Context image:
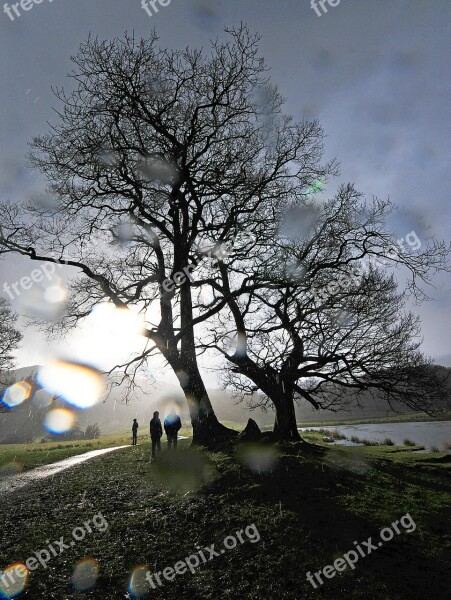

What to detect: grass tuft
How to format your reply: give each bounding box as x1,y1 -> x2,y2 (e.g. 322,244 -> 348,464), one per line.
361,438 -> 379,446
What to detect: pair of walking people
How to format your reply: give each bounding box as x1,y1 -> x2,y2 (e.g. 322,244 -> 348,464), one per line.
149,409 -> 182,458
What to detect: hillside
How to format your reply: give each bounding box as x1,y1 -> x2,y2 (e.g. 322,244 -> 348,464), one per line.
0,364 -> 449,443
0,366 -> 271,443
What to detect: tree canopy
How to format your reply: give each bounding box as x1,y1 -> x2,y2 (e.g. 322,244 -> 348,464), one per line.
0,27 -> 448,443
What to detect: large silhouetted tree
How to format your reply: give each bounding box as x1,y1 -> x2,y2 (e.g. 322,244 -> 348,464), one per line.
0,27 -> 333,444
200,186 -> 450,441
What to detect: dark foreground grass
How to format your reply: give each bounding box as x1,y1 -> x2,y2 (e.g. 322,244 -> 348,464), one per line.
0,436 -> 450,600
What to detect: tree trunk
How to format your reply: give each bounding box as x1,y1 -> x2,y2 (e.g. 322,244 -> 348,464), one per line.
177,362 -> 237,446
228,355 -> 302,443
176,274 -> 237,446
273,394 -> 301,442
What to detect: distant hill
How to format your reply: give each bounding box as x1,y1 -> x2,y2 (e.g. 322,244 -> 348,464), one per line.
0,365 -> 271,443
295,364 -> 451,422
0,364 -> 449,443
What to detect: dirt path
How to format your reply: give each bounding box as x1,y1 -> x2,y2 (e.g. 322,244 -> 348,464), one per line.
0,445 -> 130,495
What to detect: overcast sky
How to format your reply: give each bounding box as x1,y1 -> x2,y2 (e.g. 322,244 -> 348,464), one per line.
0,0 -> 450,384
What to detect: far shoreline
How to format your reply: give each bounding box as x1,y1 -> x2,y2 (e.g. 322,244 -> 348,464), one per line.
296,411 -> 451,427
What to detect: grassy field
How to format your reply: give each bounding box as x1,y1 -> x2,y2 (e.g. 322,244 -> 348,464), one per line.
0,431 -> 449,599
0,435 -> 130,472
0,423 -> 197,472
1,414 -> 449,473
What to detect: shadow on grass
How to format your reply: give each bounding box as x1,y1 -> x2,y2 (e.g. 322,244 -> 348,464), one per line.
206,444 -> 450,600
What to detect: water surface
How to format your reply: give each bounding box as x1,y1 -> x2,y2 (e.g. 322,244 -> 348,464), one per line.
300,421 -> 451,450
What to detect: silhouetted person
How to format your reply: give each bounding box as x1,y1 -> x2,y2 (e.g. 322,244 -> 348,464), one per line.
132,419 -> 139,446
150,411 -> 163,459
164,409 -> 182,449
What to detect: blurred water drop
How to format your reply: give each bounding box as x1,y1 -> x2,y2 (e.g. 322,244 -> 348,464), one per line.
98,149 -> 121,169
32,389 -> 53,410
280,204 -> 322,241
327,448 -> 369,475
152,448 -> 215,494
16,279 -> 67,320
129,566 -> 149,599
156,396 -> 185,421
238,443 -> 279,474
78,303 -> 147,370
143,225 -> 159,246
232,231 -> 257,253
252,84 -> 278,148
0,462 -> 23,477
285,262 -> 307,283
305,176 -> 329,199
71,558 -> 99,592
0,158 -> 23,193
112,222 -> 135,247
27,190 -> 61,212
91,303 -> 146,337
146,74 -> 164,96
38,361 -> 104,409
387,208 -> 429,244
189,0 -> 224,31
193,234 -> 212,256
175,370 -> 189,388
221,333 -> 246,357
211,242 -> 230,260
337,311 -> 353,327
2,381 -> 32,408
43,284 -> 66,304
44,408 -> 76,434
0,563 -> 28,599
193,240 -> 217,263
234,333 -> 247,358
252,84 -> 273,116
139,154 -> 179,185
221,334 -> 235,354
198,288 -> 217,307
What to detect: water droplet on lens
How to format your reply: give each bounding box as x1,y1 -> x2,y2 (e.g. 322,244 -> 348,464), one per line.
1,381 -> 32,408
0,563 -> 28,598
38,361 -> 104,409
238,443 -> 279,474
44,408 -> 76,434
71,558 -> 99,592
152,448 -> 215,494
129,565 -> 149,598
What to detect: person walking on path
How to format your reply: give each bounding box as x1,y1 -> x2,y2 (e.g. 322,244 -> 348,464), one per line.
164,409 -> 182,450
132,419 -> 139,446
150,411 -> 163,459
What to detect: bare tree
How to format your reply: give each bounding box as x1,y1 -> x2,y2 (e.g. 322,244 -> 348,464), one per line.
0,298 -> 22,398
0,27 -> 333,444
201,185 -> 451,441
85,423 -> 101,439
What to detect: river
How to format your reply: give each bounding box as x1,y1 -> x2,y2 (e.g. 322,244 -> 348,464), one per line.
300,421 -> 451,450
